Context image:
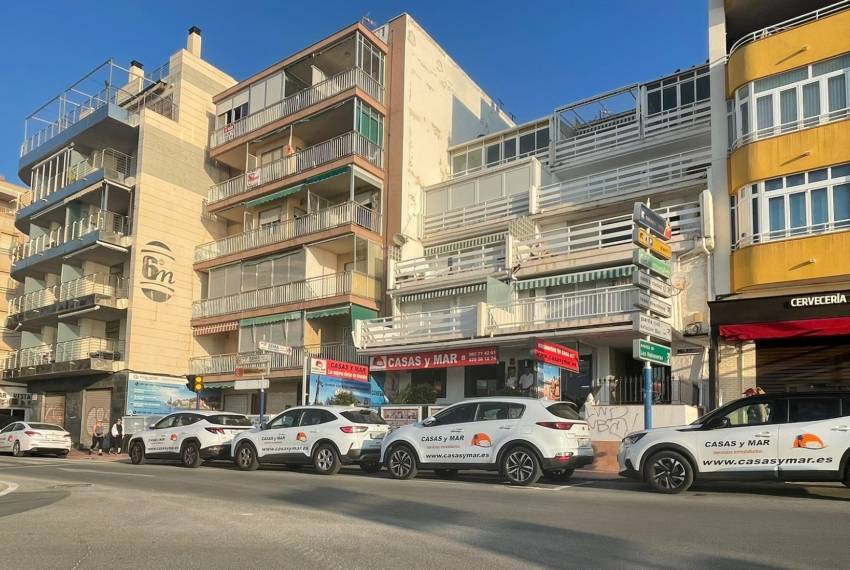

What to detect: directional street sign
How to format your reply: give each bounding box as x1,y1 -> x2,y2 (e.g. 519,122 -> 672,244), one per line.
234,378 -> 270,390
633,313 -> 673,342
633,339 -> 672,366
632,269 -> 673,298
633,249 -> 672,278
633,203 -> 672,240
633,227 -> 672,260
235,353 -> 271,377
258,341 -> 293,356
635,290 -> 673,318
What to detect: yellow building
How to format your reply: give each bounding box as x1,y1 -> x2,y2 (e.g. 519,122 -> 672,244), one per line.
709,0 -> 850,402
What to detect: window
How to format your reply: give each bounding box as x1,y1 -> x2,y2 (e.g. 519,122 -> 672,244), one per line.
206,415 -> 251,426
475,402 -> 524,421
485,143 -> 500,166
645,68 -> 710,117
355,100 -> 384,146
155,415 -> 180,429
449,125 -> 549,176
356,33 -> 385,84
268,410 -> 300,429
519,132 -> 536,156
340,410 -> 386,425
0,424 -> 16,433
412,369 -> 446,399
433,403 -> 477,426
178,414 -> 200,427
547,403 -> 581,420
261,147 -> 282,166
299,409 -> 335,426
464,364 -> 504,397
258,207 -> 280,227
239,317 -> 302,354
714,399 -> 776,427
788,398 -> 841,423
503,139 -> 516,161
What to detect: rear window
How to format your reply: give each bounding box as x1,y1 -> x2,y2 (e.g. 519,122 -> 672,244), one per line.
28,423 -> 64,431
547,403 -> 581,420
206,415 -> 251,427
341,410 -> 387,425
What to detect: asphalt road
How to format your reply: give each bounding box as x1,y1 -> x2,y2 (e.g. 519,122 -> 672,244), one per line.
0,455 -> 848,570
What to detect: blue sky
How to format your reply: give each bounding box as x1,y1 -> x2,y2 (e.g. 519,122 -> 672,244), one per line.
0,0 -> 707,183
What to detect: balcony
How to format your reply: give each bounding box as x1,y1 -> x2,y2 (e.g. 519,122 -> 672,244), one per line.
207,132 -> 383,206
210,68 -> 384,149
486,286 -> 637,336
195,202 -> 380,265
355,305 -> 478,349
188,343 -> 365,376
192,271 -> 380,321
728,1 -> 850,55
393,236 -> 506,289
3,337 -> 124,380
11,211 -> 131,280
7,274 -> 128,329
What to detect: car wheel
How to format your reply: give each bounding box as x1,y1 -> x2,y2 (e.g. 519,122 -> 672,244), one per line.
502,446 -> 542,486
234,443 -> 259,471
387,444 -> 418,480
434,468 -> 458,479
360,460 -> 381,473
644,450 -> 694,494
843,464 -> 850,489
129,441 -> 145,465
12,441 -> 24,458
313,443 -> 341,475
56,452 -> 69,459
181,442 -> 202,468
544,468 -> 575,482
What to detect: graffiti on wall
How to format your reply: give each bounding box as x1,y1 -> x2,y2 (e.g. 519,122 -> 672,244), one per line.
582,404 -> 642,442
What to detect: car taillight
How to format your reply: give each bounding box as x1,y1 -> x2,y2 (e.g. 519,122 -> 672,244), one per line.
205,427 -> 225,434
536,422 -> 575,430
24,430 -> 41,437
554,452 -> 574,462
339,426 -> 368,434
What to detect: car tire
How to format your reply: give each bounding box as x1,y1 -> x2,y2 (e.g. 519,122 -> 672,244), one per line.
359,460 -> 381,473
56,452 -> 69,459
313,443 -> 341,475
386,444 -> 418,480
502,446 -> 542,486
12,441 -> 24,458
434,468 -> 458,479
644,450 -> 694,494
181,442 -> 202,469
843,464 -> 850,489
544,468 -> 575,482
129,441 -> 145,465
234,443 -> 259,471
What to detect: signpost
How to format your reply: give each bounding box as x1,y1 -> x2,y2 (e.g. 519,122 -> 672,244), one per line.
237,352 -> 271,425
631,201 -> 673,429
258,341 -> 292,355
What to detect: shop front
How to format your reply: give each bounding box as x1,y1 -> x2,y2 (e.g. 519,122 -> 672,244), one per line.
0,381 -> 34,422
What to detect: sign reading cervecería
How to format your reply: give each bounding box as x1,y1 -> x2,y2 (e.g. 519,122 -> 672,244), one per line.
370,347 -> 498,371
533,339 -> 579,373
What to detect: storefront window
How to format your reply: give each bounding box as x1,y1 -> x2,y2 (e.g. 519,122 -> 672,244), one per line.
464,364 -> 504,398
411,369 -> 446,399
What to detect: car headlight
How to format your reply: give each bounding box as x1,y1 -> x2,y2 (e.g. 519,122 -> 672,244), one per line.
622,432 -> 647,446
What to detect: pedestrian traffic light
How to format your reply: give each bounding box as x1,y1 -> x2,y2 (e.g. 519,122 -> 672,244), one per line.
185,374 -> 204,393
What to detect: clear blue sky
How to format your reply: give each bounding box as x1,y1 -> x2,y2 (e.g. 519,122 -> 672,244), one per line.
0,0 -> 707,183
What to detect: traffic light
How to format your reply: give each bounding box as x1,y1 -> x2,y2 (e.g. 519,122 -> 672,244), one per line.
185,374 -> 204,393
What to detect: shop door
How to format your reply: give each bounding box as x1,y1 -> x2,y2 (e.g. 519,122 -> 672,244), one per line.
757,338 -> 850,393
83,389 -> 112,441
224,394 -> 250,414
42,394 -> 66,427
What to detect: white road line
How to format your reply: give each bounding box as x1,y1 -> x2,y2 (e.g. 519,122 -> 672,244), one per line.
0,480 -> 20,497
0,462 -> 68,470
56,468 -> 155,478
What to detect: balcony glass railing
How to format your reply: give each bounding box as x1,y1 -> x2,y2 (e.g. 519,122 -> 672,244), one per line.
356,306 -> 478,348
7,274 -> 127,316
210,68 -> 384,148
188,343 -> 365,375
192,271 -> 380,319
11,211 -> 130,264
394,239 -> 506,286
208,132 -> 383,204
195,202 -> 380,263
3,337 -> 124,376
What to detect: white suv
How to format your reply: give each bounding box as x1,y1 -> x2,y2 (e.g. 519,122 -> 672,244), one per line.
128,411 -> 252,468
230,406 -> 389,474
380,398 -> 594,486
619,391 -> 850,493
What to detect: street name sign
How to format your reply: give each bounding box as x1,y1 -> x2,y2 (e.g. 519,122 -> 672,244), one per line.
633,314 -> 673,342
632,269 -> 673,298
633,339 -> 672,366
234,378 -> 270,390
633,249 -> 672,278
258,341 -> 293,355
633,227 -> 672,260
635,290 -> 673,317
633,202 -> 672,240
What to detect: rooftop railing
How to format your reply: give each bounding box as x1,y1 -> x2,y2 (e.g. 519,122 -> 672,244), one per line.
188,342 -> 365,375
7,273 -> 127,316
210,67 -> 384,148
11,211 -> 130,264
208,131 -> 383,204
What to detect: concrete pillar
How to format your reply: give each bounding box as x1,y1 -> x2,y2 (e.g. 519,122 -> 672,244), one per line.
187,26 -> 202,58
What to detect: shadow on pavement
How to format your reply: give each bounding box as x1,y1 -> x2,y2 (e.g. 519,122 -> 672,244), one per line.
0,490 -> 70,518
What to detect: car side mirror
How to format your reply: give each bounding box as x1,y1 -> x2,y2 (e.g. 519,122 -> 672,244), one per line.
147,424 -> 156,430
422,416 -> 436,427
706,416 -> 730,430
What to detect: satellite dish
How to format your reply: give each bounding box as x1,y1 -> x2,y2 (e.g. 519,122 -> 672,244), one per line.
392,233 -> 409,247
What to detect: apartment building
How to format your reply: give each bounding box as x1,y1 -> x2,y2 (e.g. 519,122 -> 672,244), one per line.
3,29 -> 236,443
708,0 -> 850,402
354,63 -> 715,412
188,15 -> 513,413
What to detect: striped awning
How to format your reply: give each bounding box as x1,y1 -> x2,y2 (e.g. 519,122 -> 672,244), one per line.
516,265 -> 635,290
240,311 -> 302,327
244,166 -> 350,209
193,321 -> 239,336
397,283 -> 486,303
306,305 -> 350,320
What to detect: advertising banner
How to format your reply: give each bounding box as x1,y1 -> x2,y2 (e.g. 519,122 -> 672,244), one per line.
126,377 -> 220,415
535,362 -> 562,400
307,359 -> 385,407
369,347 -> 498,371
380,406 -> 422,429
310,358 -> 369,382
533,339 -> 579,373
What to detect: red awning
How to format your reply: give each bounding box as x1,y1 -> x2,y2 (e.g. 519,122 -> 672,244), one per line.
720,317 -> 850,341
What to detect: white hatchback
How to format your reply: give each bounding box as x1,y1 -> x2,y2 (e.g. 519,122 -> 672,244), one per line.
0,421 -> 71,457
231,406 -> 389,474
380,398 -> 594,486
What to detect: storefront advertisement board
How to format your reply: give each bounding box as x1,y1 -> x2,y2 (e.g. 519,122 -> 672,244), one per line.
126,375 -> 220,415
380,405 -> 422,429
307,358 -> 385,407
533,339 -> 579,373
369,347 -> 498,371
536,363 -> 562,400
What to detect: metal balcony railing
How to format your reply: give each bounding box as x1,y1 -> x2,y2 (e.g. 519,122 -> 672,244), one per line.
423,193 -> 529,236
514,201 -> 700,264
394,239 -> 506,286
208,131 -> 384,204
3,337 -> 124,375
733,219 -> 850,250
538,149 -> 710,211
357,305 -> 478,348
195,202 -> 380,263
11,211 -> 130,264
188,342 -> 366,375
7,273 -> 127,316
592,376 -> 700,406
192,271 -> 380,319
210,68 -> 384,148
732,107 -> 850,150
487,286 -> 637,334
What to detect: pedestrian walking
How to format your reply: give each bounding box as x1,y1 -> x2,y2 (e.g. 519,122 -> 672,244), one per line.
110,418 -> 123,454
90,420 -> 105,455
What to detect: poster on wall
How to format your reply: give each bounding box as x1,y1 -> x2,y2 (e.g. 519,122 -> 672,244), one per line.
126,374 -> 220,415
536,363 -> 562,400
380,406 -> 422,429
532,340 -> 580,401
307,358 -> 386,407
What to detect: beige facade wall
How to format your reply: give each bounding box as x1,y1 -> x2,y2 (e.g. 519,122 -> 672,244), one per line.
717,340 -> 756,406
125,49 -> 235,376
0,180 -> 25,354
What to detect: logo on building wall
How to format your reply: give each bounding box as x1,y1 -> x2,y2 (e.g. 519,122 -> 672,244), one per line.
141,241 -> 176,303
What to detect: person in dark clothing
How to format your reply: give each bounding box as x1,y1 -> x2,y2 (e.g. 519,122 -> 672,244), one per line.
109,418 -> 124,454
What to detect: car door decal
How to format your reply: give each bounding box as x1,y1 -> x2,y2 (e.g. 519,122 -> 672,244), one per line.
793,433 -> 826,449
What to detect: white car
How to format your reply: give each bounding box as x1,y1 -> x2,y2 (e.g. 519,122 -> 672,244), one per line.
128,411 -> 252,468
619,391 -> 850,494
0,421 -> 71,457
230,406 -> 389,474
380,397 -> 594,486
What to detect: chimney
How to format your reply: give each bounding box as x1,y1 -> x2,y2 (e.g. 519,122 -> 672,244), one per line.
129,60 -> 144,82
187,26 -> 202,57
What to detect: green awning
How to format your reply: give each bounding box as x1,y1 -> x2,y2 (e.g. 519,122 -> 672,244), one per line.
397,283 -> 486,303
243,166 -> 351,209
240,311 -> 302,327
351,305 -> 378,328
516,265 -> 635,290
306,305 -> 350,320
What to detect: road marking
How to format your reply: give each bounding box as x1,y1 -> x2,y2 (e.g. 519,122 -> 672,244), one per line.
0,462 -> 68,470
0,480 -> 19,497
58,466 -> 154,477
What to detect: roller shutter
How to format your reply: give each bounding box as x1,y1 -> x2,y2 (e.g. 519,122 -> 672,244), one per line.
83,389 -> 112,439
42,394 -> 66,428
756,337 -> 850,393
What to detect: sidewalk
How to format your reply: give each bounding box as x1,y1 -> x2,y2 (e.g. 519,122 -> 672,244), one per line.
68,448 -> 127,462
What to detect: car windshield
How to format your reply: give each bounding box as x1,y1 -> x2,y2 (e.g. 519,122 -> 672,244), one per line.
547,403 -> 581,420
28,423 -> 64,431
341,410 -> 386,425
206,415 -> 251,426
